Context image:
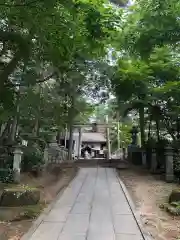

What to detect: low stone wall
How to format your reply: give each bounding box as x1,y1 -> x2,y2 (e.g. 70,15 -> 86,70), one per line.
44,145 -> 69,165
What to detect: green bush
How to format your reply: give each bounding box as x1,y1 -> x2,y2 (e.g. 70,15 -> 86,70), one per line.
0,168 -> 14,183
21,144 -> 44,173
0,150 -> 14,183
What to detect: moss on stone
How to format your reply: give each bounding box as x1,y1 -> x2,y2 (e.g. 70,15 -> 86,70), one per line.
0,186 -> 40,207
159,201 -> 180,216
169,189 -> 180,203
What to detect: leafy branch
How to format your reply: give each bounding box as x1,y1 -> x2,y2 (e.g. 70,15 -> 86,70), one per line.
0,0 -> 39,7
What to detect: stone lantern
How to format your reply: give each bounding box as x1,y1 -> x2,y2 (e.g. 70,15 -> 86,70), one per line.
13,139 -> 27,183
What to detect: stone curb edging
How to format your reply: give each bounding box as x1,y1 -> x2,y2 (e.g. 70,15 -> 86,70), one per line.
115,169 -> 153,240
21,168 -> 78,240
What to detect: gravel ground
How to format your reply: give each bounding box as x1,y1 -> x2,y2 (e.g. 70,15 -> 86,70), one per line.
118,167 -> 180,240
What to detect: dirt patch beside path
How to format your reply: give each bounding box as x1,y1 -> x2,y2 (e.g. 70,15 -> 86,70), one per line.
118,167 -> 180,240
0,166 -> 78,240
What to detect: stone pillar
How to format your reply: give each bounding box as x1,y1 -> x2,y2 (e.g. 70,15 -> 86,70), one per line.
43,147 -> 49,166
150,148 -> 157,173
125,148 -> 128,159
165,146 -> 174,183
13,148 -> 23,183
142,149 -> 146,167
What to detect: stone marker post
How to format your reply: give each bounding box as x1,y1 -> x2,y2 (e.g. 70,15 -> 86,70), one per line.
150,148 -> 157,173
165,146 -> 174,183
13,147 -> 23,183
43,147 -> 49,166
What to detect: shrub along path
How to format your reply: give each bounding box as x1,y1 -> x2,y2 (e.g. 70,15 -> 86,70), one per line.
22,167 -> 148,240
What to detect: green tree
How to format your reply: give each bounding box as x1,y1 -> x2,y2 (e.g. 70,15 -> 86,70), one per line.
118,0 -> 180,58
111,57 -> 153,146
0,0 -> 120,150
111,0 -> 180,145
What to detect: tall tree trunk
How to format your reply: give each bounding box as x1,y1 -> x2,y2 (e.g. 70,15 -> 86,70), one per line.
139,107 -> 145,147
9,91 -> 20,143
0,123 -> 6,136
0,51 -> 22,91
68,94 -> 75,161
148,115 -> 152,140
177,118 -> 180,140
77,127 -> 82,159
156,118 -> 161,170
0,31 -> 29,92
33,118 -> 39,137
116,111 -> 120,149
68,123 -> 74,161
33,85 -> 41,138
156,119 -> 160,142
0,120 -> 12,143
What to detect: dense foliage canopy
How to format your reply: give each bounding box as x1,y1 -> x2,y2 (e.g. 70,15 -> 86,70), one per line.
111,0 -> 180,146
1,0 -> 180,167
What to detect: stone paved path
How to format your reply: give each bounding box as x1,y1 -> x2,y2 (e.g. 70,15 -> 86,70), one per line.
27,168 -> 144,240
